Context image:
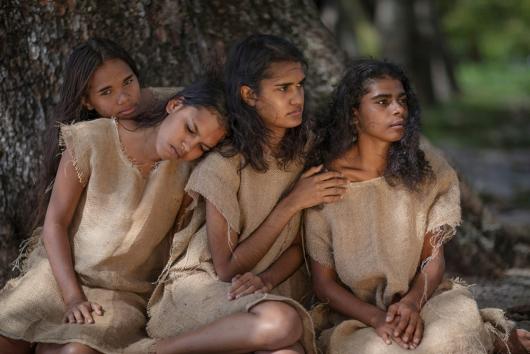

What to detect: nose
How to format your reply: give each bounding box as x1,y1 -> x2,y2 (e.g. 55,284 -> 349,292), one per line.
290,86 -> 304,106
391,99 -> 405,116
117,90 -> 129,105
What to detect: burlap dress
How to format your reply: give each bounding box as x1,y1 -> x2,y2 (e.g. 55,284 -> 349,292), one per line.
0,118 -> 191,353
305,145 -> 507,354
147,152 -> 317,354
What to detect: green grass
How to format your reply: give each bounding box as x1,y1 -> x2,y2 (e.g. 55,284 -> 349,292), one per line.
423,61 -> 530,149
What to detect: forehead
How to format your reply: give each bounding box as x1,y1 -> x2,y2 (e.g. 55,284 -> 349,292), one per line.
88,58 -> 133,88
263,61 -> 305,81
364,76 -> 405,96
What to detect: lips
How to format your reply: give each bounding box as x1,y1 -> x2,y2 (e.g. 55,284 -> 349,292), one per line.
389,120 -> 405,128
170,145 -> 181,158
118,106 -> 137,117
287,108 -> 303,117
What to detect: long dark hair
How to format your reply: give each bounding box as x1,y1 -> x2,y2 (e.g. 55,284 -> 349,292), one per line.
34,37 -> 140,228
134,76 -> 228,130
223,34 -> 310,171
308,58 -> 433,190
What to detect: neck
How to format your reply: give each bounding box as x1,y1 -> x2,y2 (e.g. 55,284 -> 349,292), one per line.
142,124 -> 162,162
266,126 -> 287,153
354,134 -> 390,176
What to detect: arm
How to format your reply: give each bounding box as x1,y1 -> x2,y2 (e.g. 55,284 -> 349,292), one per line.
207,166 -> 347,281
386,231 -> 445,347
41,150 -> 102,324
228,232 -> 304,300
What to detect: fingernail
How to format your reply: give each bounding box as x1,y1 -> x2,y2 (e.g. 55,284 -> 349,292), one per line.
404,336 -> 408,341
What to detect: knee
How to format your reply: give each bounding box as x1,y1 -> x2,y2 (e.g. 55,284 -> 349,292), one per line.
61,342 -> 100,354
251,301 -> 303,350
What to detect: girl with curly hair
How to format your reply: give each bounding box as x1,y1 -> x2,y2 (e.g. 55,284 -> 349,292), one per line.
304,58 -> 529,354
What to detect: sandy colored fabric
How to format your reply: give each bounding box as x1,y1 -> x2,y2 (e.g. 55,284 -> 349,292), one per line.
0,118 -> 191,354
147,152 -> 317,354
305,144 -> 502,354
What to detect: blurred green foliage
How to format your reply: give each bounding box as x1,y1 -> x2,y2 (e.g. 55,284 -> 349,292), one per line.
423,62 -> 530,148
439,0 -> 530,62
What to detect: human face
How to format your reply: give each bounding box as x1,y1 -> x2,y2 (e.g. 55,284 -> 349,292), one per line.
250,61 -> 305,138
354,77 -> 408,143
156,99 -> 226,161
83,58 -> 141,119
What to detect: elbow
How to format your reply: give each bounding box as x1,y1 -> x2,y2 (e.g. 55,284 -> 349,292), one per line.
214,263 -> 236,282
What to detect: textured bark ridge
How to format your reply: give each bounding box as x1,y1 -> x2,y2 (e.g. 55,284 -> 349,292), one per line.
0,1 -> 514,278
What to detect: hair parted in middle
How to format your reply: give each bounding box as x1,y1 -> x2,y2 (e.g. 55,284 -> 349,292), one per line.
222,33 -> 311,172
307,58 -> 433,190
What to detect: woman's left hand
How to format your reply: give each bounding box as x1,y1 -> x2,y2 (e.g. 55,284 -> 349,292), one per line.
228,272 -> 271,300
386,299 -> 424,348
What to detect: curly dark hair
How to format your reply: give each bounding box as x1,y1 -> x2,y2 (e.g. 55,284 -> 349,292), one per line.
222,34 -> 310,172
307,58 -> 433,190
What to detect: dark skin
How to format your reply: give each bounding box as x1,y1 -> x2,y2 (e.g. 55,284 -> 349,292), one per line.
312,77 -> 442,350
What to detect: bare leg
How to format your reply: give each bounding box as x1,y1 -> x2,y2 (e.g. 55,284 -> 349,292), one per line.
155,301 -> 303,354
36,342 -> 101,354
255,341 -> 305,354
0,336 -> 32,354
516,329 -> 530,352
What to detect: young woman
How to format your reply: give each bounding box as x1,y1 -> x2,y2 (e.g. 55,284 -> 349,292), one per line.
146,34 -> 347,354
34,37 -> 178,230
0,79 -> 227,354
304,58 -> 530,354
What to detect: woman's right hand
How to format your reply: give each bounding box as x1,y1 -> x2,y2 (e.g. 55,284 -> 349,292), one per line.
372,311 -> 412,350
64,298 -> 104,324
287,165 -> 348,210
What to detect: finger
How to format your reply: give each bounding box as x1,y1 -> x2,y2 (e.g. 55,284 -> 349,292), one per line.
321,186 -> 348,197
412,319 -> 424,346
301,165 -> 323,178
319,178 -> 349,189
80,304 -> 95,324
235,284 -> 257,299
322,195 -> 346,204
386,305 -> 398,322
402,316 -> 417,343
231,274 -> 241,283
394,312 -> 410,338
66,312 -> 76,324
316,171 -> 344,182
91,302 -> 104,316
381,331 -> 392,345
73,308 -> 84,324
392,335 -> 410,350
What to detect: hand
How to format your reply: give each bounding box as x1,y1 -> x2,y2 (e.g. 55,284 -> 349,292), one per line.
64,298 -> 104,324
228,272 -> 271,300
288,165 -> 347,210
386,299 -> 424,348
372,312 -> 412,350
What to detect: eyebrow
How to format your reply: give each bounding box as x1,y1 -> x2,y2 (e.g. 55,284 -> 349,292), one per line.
273,77 -> 306,87
370,92 -> 406,100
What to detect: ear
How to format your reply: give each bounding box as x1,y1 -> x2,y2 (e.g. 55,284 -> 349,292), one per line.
81,96 -> 94,111
352,108 -> 360,126
166,97 -> 184,114
240,85 -> 257,107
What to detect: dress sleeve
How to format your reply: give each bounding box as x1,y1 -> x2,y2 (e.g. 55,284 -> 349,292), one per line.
304,207 -> 335,269
185,152 -> 241,234
59,123 -> 92,186
425,150 -> 461,245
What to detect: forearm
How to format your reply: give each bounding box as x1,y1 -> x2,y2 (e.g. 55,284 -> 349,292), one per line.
259,243 -> 303,290
42,223 -> 85,305
402,252 -> 445,309
217,196 -> 300,279
317,278 -> 385,328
